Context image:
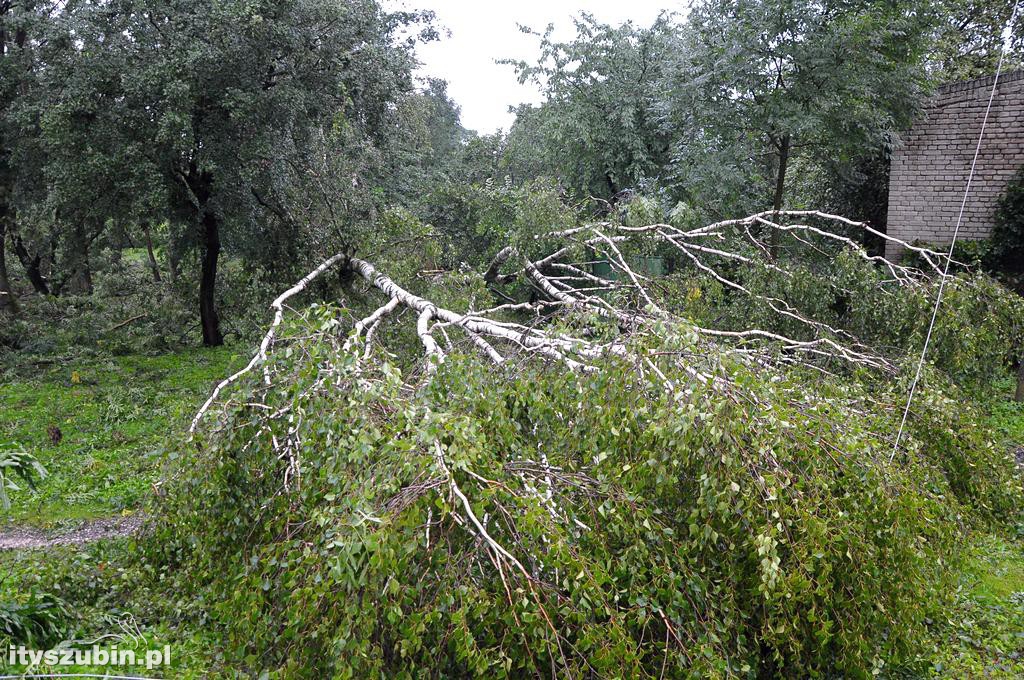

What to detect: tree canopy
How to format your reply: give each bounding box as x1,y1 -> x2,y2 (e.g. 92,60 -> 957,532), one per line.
1,0 -> 437,343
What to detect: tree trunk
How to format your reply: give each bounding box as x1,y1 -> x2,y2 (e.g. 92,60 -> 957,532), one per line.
604,172 -> 618,197
199,209 -> 223,346
143,222 -> 162,283
183,167 -> 223,346
0,220 -> 19,315
11,232 -> 49,296
168,231 -> 180,284
79,254 -> 93,294
63,224 -> 94,296
1015,359 -> 1024,403
769,132 -> 791,260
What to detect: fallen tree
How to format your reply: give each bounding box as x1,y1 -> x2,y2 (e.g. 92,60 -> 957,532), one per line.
190,210 -> 958,433
160,211 -> 1024,677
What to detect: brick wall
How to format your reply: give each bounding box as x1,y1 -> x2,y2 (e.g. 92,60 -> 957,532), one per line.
885,69 -> 1024,260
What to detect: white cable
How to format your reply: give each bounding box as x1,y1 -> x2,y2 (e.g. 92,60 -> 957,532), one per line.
891,0 -> 1020,461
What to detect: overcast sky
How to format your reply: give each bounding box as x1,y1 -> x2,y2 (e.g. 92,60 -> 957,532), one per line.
384,1 -> 683,134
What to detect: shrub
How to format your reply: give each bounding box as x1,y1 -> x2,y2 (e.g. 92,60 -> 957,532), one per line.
685,246 -> 1024,395
989,164 -> 1024,283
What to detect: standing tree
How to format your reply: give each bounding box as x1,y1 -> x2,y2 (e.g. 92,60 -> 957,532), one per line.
384,77 -> 469,208
927,0 -> 1022,82
0,0 -> 45,311
508,13 -> 679,199
667,0 -> 932,229
25,0 -> 428,343
119,0 -> 426,345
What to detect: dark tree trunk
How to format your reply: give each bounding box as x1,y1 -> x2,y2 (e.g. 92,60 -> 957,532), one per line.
142,222 -> 162,283
1015,359 -> 1024,403
11,232 -> 49,296
168,248 -> 179,283
199,209 -> 223,346
604,172 -> 618,197
182,167 -> 223,346
769,132 -> 791,260
0,220 -> 19,315
72,251 -> 93,295
76,254 -> 93,295
167,227 -> 181,283
63,224 -> 94,296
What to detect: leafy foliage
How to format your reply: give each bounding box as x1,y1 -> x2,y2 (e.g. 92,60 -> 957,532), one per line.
670,0 -> 932,216
0,442 -> 45,510
422,178 -> 580,268
990,164 -> 1024,286
0,0 -> 437,342
507,14 -> 678,198
0,591 -> 71,648
2,1 -> 1023,677
146,292 -> 1023,676
926,0 -> 1023,83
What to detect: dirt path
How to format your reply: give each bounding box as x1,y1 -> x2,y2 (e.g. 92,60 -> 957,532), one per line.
0,514 -> 145,550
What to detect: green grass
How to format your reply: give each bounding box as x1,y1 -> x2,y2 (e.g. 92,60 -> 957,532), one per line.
924,535 -> 1024,678
0,346 -> 240,674
966,537 -> 1024,604
919,395 -> 1024,677
991,400 -> 1024,448
0,347 -> 238,526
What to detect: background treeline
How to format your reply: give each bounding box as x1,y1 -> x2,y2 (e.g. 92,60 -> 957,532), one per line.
0,0 -> 1021,349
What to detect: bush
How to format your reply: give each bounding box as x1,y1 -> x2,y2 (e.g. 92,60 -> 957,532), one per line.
989,164 -> 1024,283
0,443 -> 46,510
420,178 -> 580,269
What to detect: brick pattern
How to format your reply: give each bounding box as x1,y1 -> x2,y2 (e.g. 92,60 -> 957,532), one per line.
885,69 -> 1024,260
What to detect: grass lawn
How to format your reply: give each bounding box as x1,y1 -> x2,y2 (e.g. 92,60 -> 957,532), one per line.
1,345 -> 239,676
0,347 -> 237,527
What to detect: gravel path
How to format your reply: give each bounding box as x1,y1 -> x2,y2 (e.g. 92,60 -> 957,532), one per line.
0,514 -> 145,550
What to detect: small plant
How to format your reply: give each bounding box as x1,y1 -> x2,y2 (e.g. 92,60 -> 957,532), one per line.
0,444 -> 47,510
0,591 -> 72,647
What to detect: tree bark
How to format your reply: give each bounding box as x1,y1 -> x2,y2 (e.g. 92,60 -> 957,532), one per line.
72,246 -> 93,296
199,208 -> 223,346
604,172 -> 618,197
11,232 -> 49,296
142,222 -> 162,283
0,220 -> 19,315
769,132 -> 791,260
183,167 -> 224,346
78,252 -> 93,294
1015,359 -> 1024,403
168,236 -> 180,284
61,224 -> 94,296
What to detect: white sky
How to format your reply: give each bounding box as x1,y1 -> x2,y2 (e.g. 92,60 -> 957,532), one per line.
385,1 -> 682,134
